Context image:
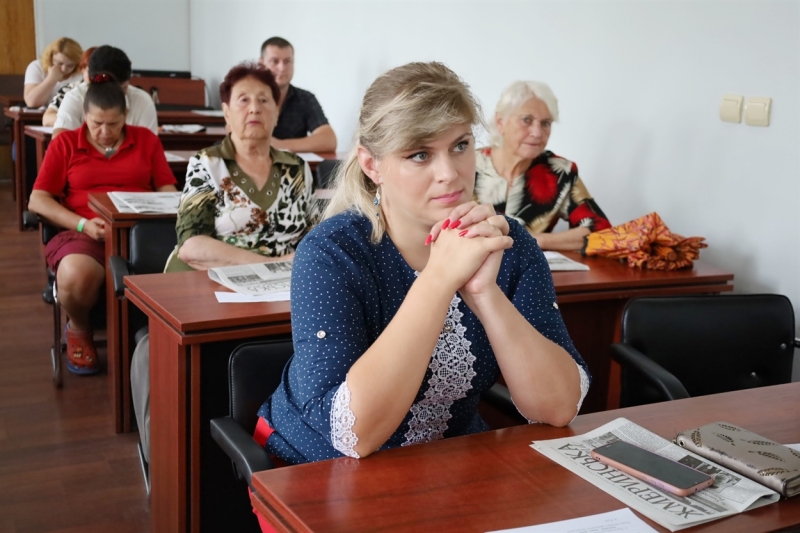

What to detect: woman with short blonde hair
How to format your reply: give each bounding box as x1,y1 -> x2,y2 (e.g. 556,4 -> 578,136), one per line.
24,37 -> 83,108
254,61 -> 589,486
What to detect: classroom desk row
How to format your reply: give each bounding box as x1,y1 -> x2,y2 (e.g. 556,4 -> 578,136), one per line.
3,106 -> 231,230
117,234 -> 733,533
251,382 -> 800,533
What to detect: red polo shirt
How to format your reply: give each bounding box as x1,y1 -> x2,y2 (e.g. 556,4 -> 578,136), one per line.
33,123 -> 177,219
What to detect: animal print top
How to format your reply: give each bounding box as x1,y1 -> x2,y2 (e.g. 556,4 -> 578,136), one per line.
166,135 -> 313,272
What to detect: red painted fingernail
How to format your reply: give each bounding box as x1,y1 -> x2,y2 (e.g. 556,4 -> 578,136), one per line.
441,219 -> 450,230
424,234 -> 433,246
458,229 -> 469,237
449,220 -> 461,229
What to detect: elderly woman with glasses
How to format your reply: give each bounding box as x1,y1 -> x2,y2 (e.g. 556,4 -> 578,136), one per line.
475,81 -> 611,251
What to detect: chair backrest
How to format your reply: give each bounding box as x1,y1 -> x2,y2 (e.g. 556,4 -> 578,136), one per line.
228,339 -> 294,433
315,159 -> 340,189
619,294 -> 795,407
128,219 -> 178,274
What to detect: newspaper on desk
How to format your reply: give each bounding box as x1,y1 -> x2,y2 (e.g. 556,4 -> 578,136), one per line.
531,418 -> 779,532
107,191 -> 181,214
208,261 -> 292,302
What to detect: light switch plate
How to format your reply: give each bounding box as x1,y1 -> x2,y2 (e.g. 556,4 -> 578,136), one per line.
720,94 -> 743,123
745,97 -> 771,127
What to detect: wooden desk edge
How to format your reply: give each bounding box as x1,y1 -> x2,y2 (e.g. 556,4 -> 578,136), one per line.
554,272 -> 735,295
124,282 -> 292,340
557,281 -> 734,304
250,490 -> 310,533
125,285 -> 183,342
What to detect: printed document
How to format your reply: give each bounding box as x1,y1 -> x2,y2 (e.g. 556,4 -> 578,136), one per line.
108,191 -> 181,214
531,418 -> 778,531
208,261 -> 293,297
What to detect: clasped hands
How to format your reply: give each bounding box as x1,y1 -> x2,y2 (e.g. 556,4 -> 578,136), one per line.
424,202 -> 513,297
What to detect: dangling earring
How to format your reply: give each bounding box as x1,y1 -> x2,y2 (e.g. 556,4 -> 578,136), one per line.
373,187 -> 381,218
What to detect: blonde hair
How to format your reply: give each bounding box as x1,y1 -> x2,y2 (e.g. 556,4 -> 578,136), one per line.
40,37 -> 82,72
324,61 -> 483,242
488,80 -> 559,147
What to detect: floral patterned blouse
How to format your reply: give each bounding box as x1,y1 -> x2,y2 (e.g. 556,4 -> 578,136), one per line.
166,135 -> 313,272
475,147 -> 611,234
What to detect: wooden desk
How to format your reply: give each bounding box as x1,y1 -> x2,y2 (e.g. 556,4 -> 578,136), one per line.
125,271 -> 292,533
125,254 -> 733,533
552,254 -> 733,413
158,126 -> 227,151
157,110 -> 225,126
5,107 -> 45,229
130,77 -> 206,108
252,382 -> 800,533
0,93 -> 25,108
88,193 -> 178,434
23,124 -> 50,167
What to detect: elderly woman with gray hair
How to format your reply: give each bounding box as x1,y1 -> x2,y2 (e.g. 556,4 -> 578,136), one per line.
475,81 -> 611,251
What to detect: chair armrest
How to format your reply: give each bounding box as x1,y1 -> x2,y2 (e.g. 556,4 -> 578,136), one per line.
108,255 -> 130,298
610,343 -> 690,401
480,383 -> 528,424
210,416 -> 274,489
22,210 -> 40,230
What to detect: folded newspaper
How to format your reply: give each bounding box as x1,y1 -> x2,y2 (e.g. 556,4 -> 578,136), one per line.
531,418 -> 779,531
208,261 -> 292,300
108,191 -> 182,214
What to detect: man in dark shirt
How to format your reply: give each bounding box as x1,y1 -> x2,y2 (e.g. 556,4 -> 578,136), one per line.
259,36 -> 337,153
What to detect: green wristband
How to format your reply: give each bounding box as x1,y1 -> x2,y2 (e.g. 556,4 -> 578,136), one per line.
77,218 -> 88,233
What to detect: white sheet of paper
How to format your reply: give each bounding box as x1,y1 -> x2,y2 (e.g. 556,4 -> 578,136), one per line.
27,125 -> 53,134
487,508 -> 657,533
164,151 -> 189,162
296,152 -> 324,162
214,291 -> 290,303
543,251 -> 590,271
787,443 -> 800,452
192,109 -> 225,117
161,124 -> 205,133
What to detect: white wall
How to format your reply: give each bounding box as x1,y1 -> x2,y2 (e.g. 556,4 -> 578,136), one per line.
189,0 -> 800,331
34,0 -> 191,71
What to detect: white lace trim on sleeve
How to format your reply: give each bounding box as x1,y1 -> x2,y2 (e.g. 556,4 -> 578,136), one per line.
574,363 -> 591,414
512,362 -> 591,425
330,378 -> 360,459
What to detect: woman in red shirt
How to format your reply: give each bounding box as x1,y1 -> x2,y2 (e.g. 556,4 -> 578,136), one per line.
28,75 -> 177,374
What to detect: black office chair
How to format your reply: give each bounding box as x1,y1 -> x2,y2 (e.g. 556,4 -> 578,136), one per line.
210,339 -> 294,490
109,218 -> 178,356
109,218 -> 178,298
23,210 -> 106,387
611,294 -> 799,408
480,383 -> 528,426
314,158 -> 340,190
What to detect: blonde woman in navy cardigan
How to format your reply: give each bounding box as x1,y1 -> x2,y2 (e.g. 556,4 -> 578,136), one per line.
256,62 -> 590,466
